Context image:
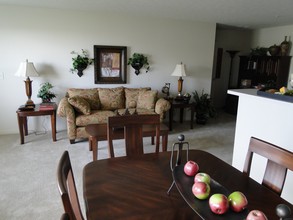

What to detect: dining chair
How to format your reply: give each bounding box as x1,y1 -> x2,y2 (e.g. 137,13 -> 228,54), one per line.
57,151 -> 85,220
243,137 -> 293,196
107,114 -> 160,157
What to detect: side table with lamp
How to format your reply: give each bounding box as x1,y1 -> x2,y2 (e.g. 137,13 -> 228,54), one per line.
169,63 -> 195,131
15,59 -> 57,144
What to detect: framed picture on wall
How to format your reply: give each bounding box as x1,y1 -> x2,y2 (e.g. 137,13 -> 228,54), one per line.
94,45 -> 127,84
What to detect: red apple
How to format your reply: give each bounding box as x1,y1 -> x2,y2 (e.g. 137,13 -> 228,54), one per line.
228,191 -> 248,212
246,210 -> 268,220
184,160 -> 199,176
194,172 -> 211,184
192,181 -> 210,200
209,193 -> 229,215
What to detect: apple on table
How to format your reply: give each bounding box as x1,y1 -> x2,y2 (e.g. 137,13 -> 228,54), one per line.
192,181 -> 210,200
209,193 -> 229,215
228,191 -> 248,212
184,160 -> 199,176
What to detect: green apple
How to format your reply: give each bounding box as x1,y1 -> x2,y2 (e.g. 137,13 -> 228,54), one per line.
194,172 -> 211,184
228,191 -> 248,212
209,193 -> 229,215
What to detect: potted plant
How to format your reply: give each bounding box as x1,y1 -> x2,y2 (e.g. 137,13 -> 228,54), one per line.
127,53 -> 150,75
192,90 -> 216,124
37,82 -> 56,103
70,49 -> 93,77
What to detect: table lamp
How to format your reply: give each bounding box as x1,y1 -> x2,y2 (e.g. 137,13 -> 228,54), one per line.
171,63 -> 186,99
15,59 -> 39,107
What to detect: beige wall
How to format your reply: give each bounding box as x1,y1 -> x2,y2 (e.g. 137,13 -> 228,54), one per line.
0,5 -> 216,134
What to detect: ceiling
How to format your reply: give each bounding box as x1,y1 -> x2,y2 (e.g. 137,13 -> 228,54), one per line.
1,0 -> 293,29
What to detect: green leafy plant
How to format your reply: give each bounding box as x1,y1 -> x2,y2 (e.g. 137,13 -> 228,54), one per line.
127,53 -> 150,74
70,49 -> 93,75
250,47 -> 268,56
37,82 -> 56,103
192,90 -> 216,124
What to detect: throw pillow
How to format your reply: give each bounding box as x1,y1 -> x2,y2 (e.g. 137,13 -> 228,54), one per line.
125,87 -> 151,108
98,87 -> 125,110
68,96 -> 91,115
137,90 -> 158,109
67,88 -> 100,110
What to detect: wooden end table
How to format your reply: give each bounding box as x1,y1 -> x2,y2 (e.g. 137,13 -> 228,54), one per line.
169,101 -> 196,131
16,104 -> 57,144
85,123 -> 169,161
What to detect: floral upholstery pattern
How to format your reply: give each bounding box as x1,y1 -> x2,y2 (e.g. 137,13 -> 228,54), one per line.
137,90 -> 158,109
68,88 -> 100,110
98,87 -> 125,110
125,87 -> 150,108
57,87 -> 171,143
68,96 -> 91,115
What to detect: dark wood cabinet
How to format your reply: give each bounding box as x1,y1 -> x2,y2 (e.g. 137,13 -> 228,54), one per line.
238,56 -> 291,89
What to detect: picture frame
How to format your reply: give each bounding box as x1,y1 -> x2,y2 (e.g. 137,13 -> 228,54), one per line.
94,45 -> 127,84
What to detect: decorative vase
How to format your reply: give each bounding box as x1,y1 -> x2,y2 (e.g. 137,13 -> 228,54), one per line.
268,44 -> 280,56
280,36 -> 290,56
131,63 -> 143,75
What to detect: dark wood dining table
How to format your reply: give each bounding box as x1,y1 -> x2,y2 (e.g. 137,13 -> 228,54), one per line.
83,150 -> 293,220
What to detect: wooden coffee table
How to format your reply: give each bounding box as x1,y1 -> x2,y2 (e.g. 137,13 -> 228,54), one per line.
85,123 -> 169,160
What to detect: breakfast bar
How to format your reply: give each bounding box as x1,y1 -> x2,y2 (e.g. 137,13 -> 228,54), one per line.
228,89 -> 293,204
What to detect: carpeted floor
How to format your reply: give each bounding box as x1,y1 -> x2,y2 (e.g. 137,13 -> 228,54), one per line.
0,112 -> 236,220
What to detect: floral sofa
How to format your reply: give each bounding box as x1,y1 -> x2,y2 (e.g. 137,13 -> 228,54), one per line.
57,87 -> 171,143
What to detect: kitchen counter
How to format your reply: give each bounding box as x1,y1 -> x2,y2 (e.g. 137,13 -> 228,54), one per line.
228,88 -> 293,204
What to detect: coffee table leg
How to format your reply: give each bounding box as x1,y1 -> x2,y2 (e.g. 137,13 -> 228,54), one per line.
92,137 -> 98,161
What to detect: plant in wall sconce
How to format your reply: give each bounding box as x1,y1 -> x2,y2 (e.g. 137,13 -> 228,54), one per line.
70,49 -> 93,77
127,53 -> 150,75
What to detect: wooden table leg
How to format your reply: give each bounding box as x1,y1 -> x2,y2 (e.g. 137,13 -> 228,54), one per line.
180,108 -> 184,123
169,106 -> 173,131
17,114 -> 25,145
51,111 -> 57,141
190,105 -> 195,129
92,137 -> 98,161
23,117 -> 28,136
162,134 -> 168,151
88,137 -> 93,151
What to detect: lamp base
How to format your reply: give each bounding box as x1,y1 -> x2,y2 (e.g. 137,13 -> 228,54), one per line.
25,99 -> 35,107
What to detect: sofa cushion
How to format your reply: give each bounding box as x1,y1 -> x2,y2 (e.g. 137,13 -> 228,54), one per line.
98,87 -> 125,110
76,110 -> 116,126
68,96 -> 91,115
124,87 -> 151,108
68,88 -> 100,110
137,90 -> 158,109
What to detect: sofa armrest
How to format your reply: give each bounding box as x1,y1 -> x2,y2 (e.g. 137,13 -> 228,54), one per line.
57,97 -> 77,141
57,97 -> 75,117
155,98 -> 171,120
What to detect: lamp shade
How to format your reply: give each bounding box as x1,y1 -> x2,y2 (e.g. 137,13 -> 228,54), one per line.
15,60 -> 39,77
171,63 -> 186,77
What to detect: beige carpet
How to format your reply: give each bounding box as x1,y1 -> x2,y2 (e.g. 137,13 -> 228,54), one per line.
0,112 -> 236,220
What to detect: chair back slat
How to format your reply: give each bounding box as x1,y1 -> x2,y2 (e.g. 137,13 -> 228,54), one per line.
243,137 -> 293,195
107,114 -> 160,157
